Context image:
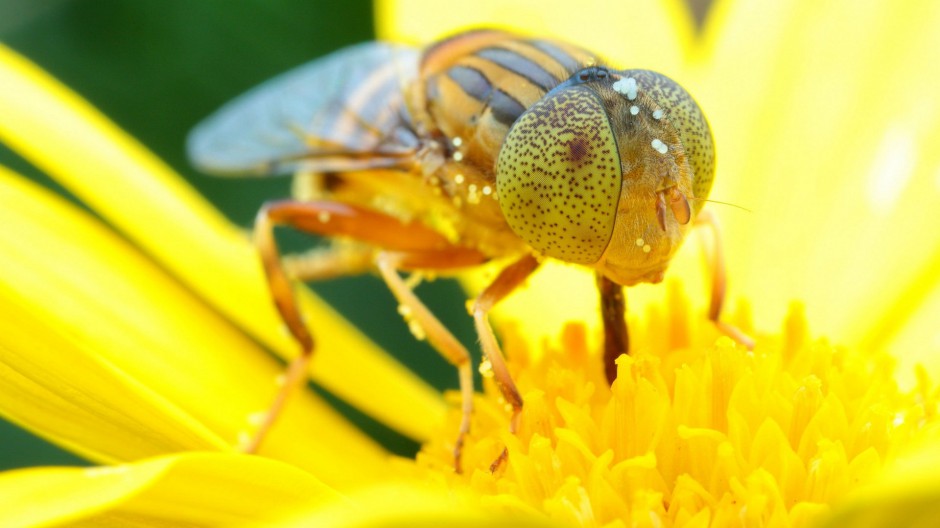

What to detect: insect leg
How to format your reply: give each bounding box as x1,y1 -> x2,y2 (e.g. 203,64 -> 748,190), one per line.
282,243 -> 374,282
469,254 -> 541,472
251,204 -> 315,454
375,252 -> 481,473
597,273 -> 628,384
251,199 -> 482,454
694,210 -> 756,349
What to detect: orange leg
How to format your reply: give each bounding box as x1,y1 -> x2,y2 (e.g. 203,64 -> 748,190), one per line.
695,210 -> 755,349
469,254 -> 541,472
375,252 -> 483,473
251,199 -> 485,455
282,243 -> 375,282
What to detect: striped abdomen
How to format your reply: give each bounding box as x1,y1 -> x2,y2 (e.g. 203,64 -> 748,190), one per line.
411,30 -> 597,172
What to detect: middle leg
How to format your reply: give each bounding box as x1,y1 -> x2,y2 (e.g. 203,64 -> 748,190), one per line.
376,250 -> 486,474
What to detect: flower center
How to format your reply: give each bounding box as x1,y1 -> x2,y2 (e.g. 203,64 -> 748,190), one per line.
416,283 -> 938,526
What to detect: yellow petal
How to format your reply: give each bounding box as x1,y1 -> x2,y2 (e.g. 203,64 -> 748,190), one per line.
266,483 -> 566,528
0,44 -> 444,440
376,0 -> 695,97
0,168 -> 387,489
818,437 -> 940,527
699,0 -> 940,359
0,453 -> 341,527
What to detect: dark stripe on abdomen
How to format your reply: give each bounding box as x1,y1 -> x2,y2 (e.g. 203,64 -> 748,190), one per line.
476,47 -> 558,91
447,65 -> 526,126
489,89 -> 526,125
528,40 -> 583,74
448,65 -> 492,101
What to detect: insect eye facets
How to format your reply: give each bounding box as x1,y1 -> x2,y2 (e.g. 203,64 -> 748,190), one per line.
496,86 -> 621,264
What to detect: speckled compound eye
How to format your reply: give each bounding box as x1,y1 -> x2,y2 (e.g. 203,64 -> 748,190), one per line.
496,85 -> 622,264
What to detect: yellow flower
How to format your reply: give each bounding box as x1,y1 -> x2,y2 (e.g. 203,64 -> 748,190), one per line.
1,0 -> 940,527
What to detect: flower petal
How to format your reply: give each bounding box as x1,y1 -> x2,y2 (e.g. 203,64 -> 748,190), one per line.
0,453 -> 342,527
0,44 -> 444,441
818,439 -> 940,527
699,0 -> 940,355
265,483 -> 566,528
0,168 -> 388,489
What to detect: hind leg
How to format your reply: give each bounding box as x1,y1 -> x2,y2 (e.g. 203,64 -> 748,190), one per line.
250,199 -> 484,455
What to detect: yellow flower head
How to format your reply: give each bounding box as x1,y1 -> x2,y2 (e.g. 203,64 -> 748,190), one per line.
418,290 -> 938,525
1,0 -> 940,526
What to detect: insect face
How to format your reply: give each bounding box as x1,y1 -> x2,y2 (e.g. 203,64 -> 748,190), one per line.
496,67 -> 715,286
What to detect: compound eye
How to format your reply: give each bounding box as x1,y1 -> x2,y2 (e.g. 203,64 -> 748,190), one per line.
496,85 -> 622,264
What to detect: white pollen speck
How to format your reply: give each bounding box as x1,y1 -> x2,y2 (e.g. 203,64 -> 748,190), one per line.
453,151 -> 464,162
408,319 -> 427,341
248,411 -> 267,426
893,413 -> 906,427
643,244 -> 652,253
651,139 -> 668,154
613,77 -> 638,100
454,174 -> 465,184
479,358 -> 493,377
652,109 -> 664,120
482,185 -> 492,195
452,136 -> 463,147
630,105 -> 640,115
635,238 -> 644,246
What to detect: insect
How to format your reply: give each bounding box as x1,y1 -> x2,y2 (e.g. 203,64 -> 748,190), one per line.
188,29 -> 750,472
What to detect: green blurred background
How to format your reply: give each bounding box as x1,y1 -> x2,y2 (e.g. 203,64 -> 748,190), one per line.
0,0 -> 483,470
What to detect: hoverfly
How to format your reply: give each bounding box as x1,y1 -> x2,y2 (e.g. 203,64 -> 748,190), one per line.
188,29 -> 750,473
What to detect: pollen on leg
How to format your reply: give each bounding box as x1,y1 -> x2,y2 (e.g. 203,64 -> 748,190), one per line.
235,430 -> 254,451
247,410 -> 268,426
408,319 -> 427,341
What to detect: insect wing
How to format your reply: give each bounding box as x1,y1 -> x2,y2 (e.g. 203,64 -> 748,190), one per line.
188,42 -> 420,176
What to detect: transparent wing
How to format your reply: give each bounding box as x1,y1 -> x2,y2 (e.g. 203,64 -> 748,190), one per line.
187,42 -> 421,176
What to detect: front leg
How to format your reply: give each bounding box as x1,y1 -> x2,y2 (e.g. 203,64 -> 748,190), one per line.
469,254 -> 541,472
375,252 -> 482,473
597,273 -> 628,385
